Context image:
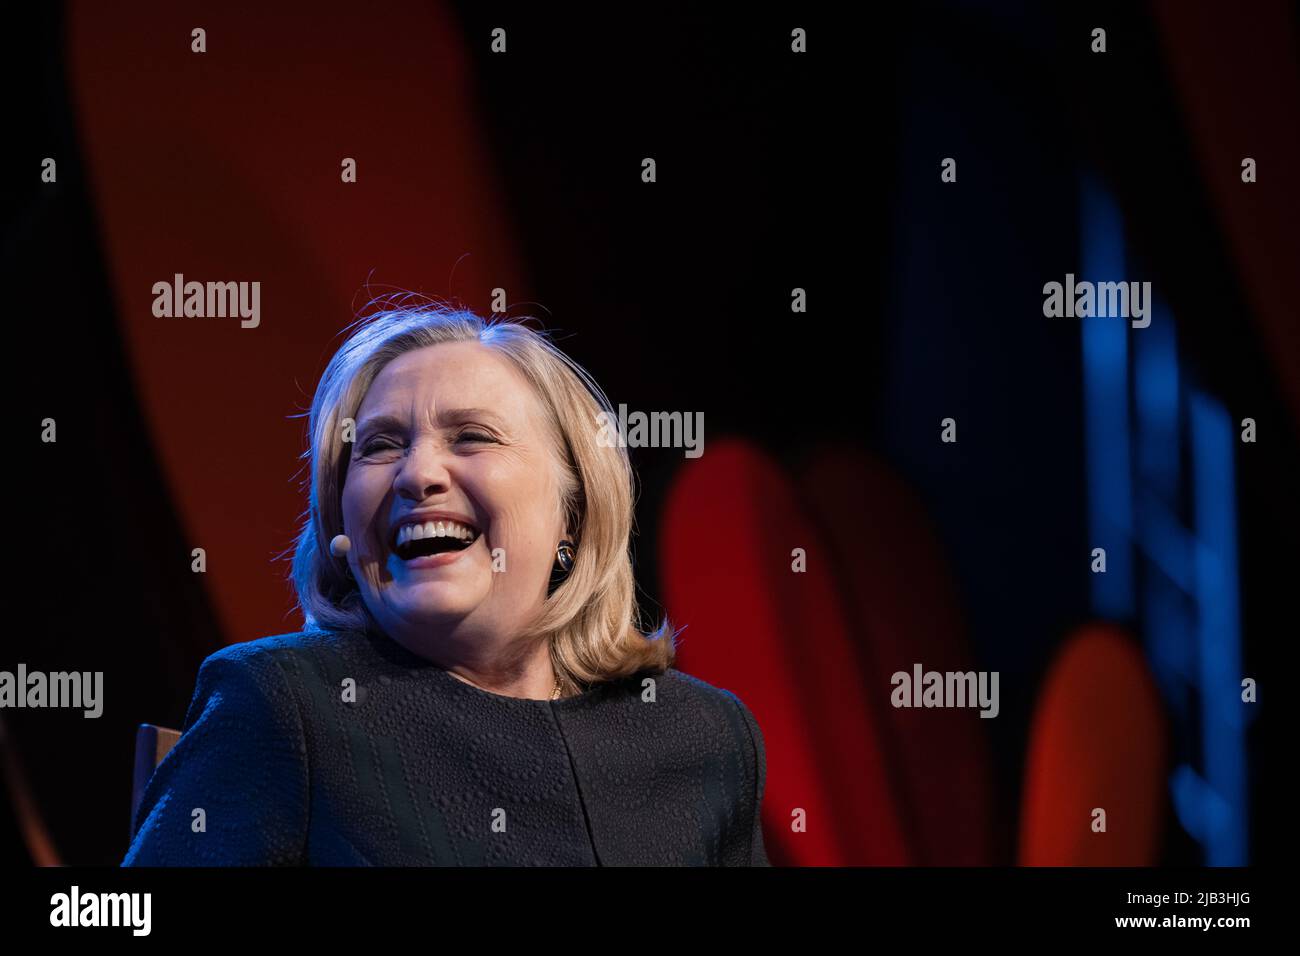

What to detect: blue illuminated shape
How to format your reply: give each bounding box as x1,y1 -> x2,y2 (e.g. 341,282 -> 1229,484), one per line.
1079,173 -> 1134,618
1133,304 -> 1194,706
1079,172 -> 1248,864
1188,392 -> 1247,865
1133,303 -> 1180,497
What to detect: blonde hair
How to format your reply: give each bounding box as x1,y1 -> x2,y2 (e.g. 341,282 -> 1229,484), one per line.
289,297 -> 677,692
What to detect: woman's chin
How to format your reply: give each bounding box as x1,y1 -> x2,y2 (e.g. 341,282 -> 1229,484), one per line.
383,584 -> 482,623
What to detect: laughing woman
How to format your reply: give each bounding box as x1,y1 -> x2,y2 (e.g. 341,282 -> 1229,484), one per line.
122,301 -> 769,866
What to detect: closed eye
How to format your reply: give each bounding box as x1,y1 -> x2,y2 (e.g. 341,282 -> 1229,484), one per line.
358,431 -> 495,456
359,437 -> 400,455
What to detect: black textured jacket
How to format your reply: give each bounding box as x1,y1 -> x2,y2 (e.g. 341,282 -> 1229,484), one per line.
122,628 -> 769,866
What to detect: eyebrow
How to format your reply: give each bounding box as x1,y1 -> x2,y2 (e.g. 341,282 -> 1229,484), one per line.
356,408 -> 507,435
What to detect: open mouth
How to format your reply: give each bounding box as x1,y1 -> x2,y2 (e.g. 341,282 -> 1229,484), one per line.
391,519 -> 481,562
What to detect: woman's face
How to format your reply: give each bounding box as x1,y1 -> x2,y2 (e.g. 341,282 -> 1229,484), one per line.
340,341 -> 567,651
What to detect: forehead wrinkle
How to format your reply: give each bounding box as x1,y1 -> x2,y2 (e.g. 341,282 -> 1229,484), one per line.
357,346 -> 540,439
356,404 -> 515,435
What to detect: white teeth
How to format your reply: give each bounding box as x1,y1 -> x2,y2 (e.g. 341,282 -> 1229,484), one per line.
395,519 -> 479,547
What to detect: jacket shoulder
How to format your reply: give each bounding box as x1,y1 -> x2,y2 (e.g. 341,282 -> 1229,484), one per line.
195,630 -> 368,689
654,668 -> 769,865
657,667 -> 759,719
122,633 -> 315,864
200,629 -> 344,667
652,667 -> 765,753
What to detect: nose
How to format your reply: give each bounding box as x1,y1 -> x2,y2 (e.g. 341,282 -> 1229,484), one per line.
392,435 -> 453,501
